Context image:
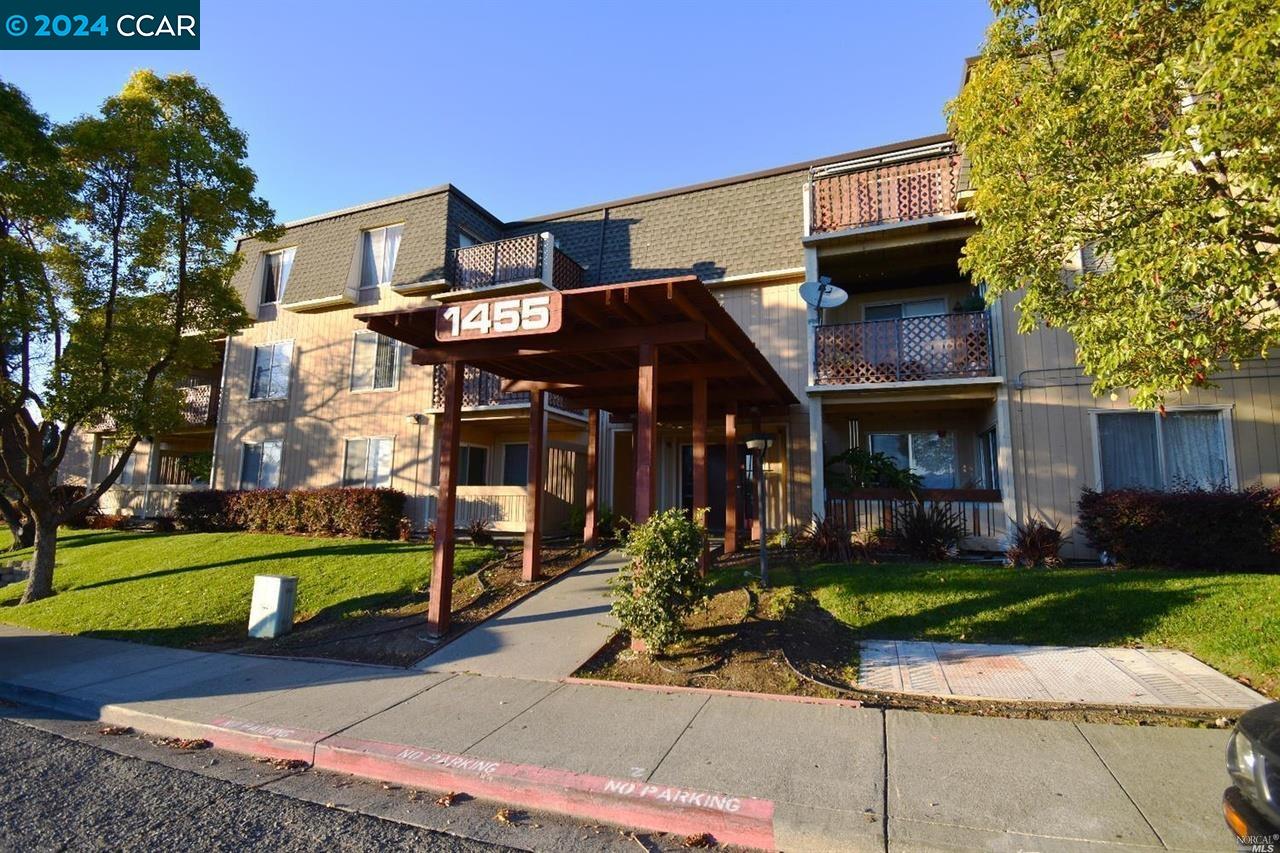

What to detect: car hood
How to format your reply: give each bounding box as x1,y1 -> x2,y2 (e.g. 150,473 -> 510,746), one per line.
1239,701 -> 1280,747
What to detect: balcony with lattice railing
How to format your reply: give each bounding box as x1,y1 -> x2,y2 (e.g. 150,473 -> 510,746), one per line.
430,366 -> 584,415
814,312 -> 993,386
441,232 -> 586,301
809,145 -> 966,235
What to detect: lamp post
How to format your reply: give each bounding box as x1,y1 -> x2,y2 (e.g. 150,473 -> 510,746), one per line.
745,432 -> 774,587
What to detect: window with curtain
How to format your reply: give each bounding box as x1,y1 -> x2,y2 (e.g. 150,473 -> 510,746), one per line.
350,331 -> 398,391
260,247 -> 296,305
360,224 -> 404,288
502,443 -> 529,486
240,440 -> 282,489
458,446 -> 488,486
342,437 -> 393,488
94,442 -> 137,485
249,341 -> 293,400
869,431 -> 957,488
1096,409 -> 1230,491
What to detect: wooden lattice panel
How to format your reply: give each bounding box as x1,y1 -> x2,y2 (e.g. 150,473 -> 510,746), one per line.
811,153 -> 960,234
432,366 -> 529,409
450,234 -> 542,290
815,312 -> 991,385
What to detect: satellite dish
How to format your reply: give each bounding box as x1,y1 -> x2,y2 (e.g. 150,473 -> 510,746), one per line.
798,277 -> 848,311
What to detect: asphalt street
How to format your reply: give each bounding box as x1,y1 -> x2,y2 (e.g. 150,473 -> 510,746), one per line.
0,718 -> 510,852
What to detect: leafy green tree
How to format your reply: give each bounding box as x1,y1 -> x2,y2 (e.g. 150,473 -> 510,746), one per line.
950,0 -> 1280,407
0,72 -> 276,602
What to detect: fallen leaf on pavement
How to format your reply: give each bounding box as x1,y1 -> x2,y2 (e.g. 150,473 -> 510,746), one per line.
683,833 -> 716,848
435,791 -> 458,807
98,725 -> 133,736
153,737 -> 211,750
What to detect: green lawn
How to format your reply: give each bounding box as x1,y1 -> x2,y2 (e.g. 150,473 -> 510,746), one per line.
0,528 -> 497,647
797,562 -> 1280,698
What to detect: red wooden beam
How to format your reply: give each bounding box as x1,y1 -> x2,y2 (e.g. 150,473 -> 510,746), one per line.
584,408 -> 599,547
693,377 -> 708,575
429,361 -> 462,637
634,343 -> 658,523
523,389 -> 545,582
410,322 -> 705,365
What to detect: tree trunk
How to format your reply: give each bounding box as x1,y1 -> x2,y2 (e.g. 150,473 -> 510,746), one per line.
19,516 -> 58,603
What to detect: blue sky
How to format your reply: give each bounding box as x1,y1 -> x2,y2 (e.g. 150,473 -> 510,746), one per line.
2,0 -> 993,224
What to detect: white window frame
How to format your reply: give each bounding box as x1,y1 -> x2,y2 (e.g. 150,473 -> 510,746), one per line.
341,436 -> 395,489
248,340 -> 294,401
349,330 -> 400,393
1088,405 -> 1237,491
861,296 -> 948,322
975,426 -> 998,491
457,443 -> 489,487
359,222 -> 405,290
239,439 -> 283,490
259,246 -> 296,307
867,430 -> 958,488
457,228 -> 481,249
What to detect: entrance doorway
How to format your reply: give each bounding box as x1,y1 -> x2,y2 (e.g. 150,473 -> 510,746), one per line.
680,444 -> 749,534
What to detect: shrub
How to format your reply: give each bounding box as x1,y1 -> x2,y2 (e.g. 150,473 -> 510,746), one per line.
609,508 -> 707,654
466,517 -> 495,547
893,501 -> 967,561
175,490 -> 236,532
52,485 -> 99,529
89,513 -> 128,531
1005,518 -> 1063,568
1078,487 -> 1280,571
175,487 -> 406,539
850,527 -> 885,562
800,514 -> 854,562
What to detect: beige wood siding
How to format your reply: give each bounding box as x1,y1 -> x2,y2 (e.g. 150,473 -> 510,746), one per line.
997,291 -> 1280,558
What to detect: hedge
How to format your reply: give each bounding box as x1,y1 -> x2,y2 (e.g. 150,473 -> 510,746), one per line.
1078,487 -> 1280,571
175,488 -> 406,539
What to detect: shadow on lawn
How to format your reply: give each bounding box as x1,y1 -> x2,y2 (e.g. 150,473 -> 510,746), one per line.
68,539 -> 436,593
801,565 -> 1211,647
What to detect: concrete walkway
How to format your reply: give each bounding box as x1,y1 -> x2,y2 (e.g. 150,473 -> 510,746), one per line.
860,639 -> 1268,710
416,550 -> 622,680
0,624 -> 1241,851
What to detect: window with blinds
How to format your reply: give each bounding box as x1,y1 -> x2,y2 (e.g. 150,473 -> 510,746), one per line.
350,331 -> 398,391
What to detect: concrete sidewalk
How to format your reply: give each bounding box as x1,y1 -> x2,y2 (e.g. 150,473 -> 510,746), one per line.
417,550 -> 622,679
0,624 -> 1237,851
860,639 -> 1268,710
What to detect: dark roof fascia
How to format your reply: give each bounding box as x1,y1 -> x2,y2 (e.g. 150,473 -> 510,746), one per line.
508,133 -> 953,225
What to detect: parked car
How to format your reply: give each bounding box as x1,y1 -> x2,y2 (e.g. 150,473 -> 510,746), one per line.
1225,701 -> 1280,843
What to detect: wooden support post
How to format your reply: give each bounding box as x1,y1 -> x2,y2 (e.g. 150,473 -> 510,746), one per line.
751,412 -> 763,544
692,378 -> 708,574
634,343 -> 658,523
584,408 -> 599,546
724,405 -> 739,555
522,388 -> 545,582
429,361 -> 462,637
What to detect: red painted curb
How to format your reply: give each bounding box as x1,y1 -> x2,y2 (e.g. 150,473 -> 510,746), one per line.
562,676 -> 864,709
313,734 -> 777,851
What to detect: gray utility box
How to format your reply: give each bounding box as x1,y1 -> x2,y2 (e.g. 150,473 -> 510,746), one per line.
248,574 -> 298,639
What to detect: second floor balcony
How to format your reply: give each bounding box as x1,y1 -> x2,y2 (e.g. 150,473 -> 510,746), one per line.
439,232 -> 587,302
178,382 -> 219,429
430,365 -> 584,415
814,311 -> 993,387
808,144 -> 966,236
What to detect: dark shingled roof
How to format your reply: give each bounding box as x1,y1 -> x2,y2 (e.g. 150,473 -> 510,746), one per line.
234,134 -> 951,309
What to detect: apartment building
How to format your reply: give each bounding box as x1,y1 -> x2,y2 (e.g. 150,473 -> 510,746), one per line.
67,132 -> 1280,561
